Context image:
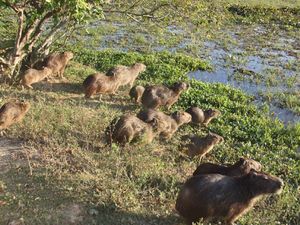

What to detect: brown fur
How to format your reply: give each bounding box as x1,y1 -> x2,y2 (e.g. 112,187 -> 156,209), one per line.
45,51 -> 73,78
137,109 -> 191,139
109,114 -> 157,145
193,158 -> 262,177
186,107 -> 221,126
183,132 -> 224,159
0,101 -> 31,130
21,67 -> 52,89
176,171 -> 283,225
141,82 -> 189,110
83,73 -> 120,98
107,63 -> 146,88
129,85 -> 145,103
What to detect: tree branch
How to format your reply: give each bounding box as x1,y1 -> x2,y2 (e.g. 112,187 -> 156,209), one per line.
15,9 -> 25,52
20,10 -> 58,49
36,20 -> 68,53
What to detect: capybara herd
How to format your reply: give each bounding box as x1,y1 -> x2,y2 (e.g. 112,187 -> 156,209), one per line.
1,50 -> 284,225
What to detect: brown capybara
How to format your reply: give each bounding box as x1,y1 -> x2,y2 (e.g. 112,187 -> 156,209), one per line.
107,63 -> 146,88
0,101 -> 31,130
109,114 -> 158,145
186,107 -> 221,126
137,109 -> 191,139
45,51 -> 73,78
21,67 -> 52,89
175,171 -> 283,225
129,85 -> 145,103
193,158 -> 262,177
83,73 -> 120,99
141,82 -> 189,110
183,132 -> 224,159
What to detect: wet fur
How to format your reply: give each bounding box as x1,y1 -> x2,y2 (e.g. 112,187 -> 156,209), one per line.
176,171 -> 283,225
193,158 -> 262,177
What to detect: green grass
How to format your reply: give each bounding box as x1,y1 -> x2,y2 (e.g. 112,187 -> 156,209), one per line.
0,49 -> 299,225
261,91 -> 300,115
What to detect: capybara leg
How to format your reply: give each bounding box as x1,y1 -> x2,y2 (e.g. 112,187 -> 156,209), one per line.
26,84 -> 33,89
59,66 -> 66,79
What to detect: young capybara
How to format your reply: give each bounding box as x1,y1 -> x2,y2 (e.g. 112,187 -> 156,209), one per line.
0,101 -> 31,130
83,73 -> 120,99
141,82 -> 189,110
137,109 -> 191,139
45,51 -> 73,78
21,67 -> 53,89
107,63 -> 146,88
129,85 -> 145,103
193,158 -> 262,177
183,132 -> 224,159
175,171 -> 283,225
186,107 -> 221,126
109,114 -> 158,145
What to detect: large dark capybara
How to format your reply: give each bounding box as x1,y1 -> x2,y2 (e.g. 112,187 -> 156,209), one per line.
129,85 -> 145,103
108,114 -> 158,145
176,171 -> 284,225
141,82 -> 189,110
137,109 -> 191,139
83,72 -> 120,99
182,132 -> 224,160
193,158 -> 262,177
21,67 -> 52,89
0,101 -> 31,130
106,63 -> 146,89
45,51 -> 74,78
186,107 -> 221,127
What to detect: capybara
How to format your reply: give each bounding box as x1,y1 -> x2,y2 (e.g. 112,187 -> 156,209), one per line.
137,109 -> 191,139
186,107 -> 221,126
193,158 -> 262,177
45,51 -> 73,78
109,114 -> 158,145
183,132 -> 224,159
0,101 -> 31,130
141,82 -> 189,110
176,171 -> 283,225
83,73 -> 120,99
107,63 -> 146,88
129,85 -> 145,103
21,67 -> 52,89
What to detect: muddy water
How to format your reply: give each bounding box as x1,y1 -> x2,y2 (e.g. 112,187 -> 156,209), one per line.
188,35 -> 300,125
86,22 -> 300,125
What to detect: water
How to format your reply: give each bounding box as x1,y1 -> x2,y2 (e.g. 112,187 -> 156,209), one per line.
84,22 -> 300,125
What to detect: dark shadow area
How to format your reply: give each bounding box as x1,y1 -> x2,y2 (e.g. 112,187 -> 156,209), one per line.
0,164 -> 181,225
33,81 -> 83,94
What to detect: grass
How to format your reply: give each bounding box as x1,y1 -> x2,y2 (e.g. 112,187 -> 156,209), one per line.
0,49 -> 299,225
261,91 -> 300,115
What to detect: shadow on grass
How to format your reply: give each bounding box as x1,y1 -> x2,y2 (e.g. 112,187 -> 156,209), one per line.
33,81 -> 83,95
0,166 -> 181,225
